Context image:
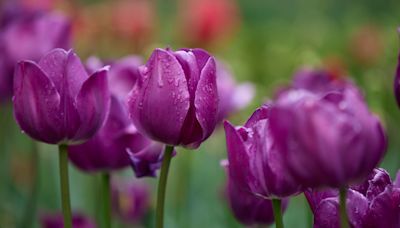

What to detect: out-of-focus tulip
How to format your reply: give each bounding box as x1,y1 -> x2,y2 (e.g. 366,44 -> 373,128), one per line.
13,49 -> 110,145
224,105 -> 301,198
180,0 -> 240,46
2,12 -> 70,63
350,25 -> 383,66
68,56 -> 168,177
111,178 -> 150,223
0,8 -> 71,102
127,48 -> 218,149
40,212 -> 96,228
111,0 -> 155,48
216,61 -> 254,122
305,168 -> 400,228
221,160 -> 289,226
270,70 -> 387,188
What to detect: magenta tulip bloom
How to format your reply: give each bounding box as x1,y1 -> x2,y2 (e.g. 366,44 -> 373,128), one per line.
306,168 -> 400,228
127,48 -> 218,148
111,178 -> 150,223
216,61 -> 254,122
221,160 -> 289,226
13,49 -> 110,145
224,105 -> 301,198
270,71 -> 387,188
40,212 -> 96,228
0,9 -> 71,101
68,56 -> 169,177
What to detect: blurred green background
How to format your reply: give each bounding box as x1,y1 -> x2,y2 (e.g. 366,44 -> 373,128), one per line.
1,0 -> 400,227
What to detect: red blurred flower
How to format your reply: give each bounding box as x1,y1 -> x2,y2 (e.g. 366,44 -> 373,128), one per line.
180,0 -> 240,47
111,0 -> 156,46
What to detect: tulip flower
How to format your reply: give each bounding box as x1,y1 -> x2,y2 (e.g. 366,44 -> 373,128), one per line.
41,212 -> 96,228
127,48 -> 218,149
13,48 -> 110,228
269,69 -> 387,227
216,61 -> 254,122
13,49 -> 110,144
0,9 -> 71,102
221,160 -> 289,226
270,75 -> 387,188
305,168 -> 400,228
127,47 -> 218,228
111,178 -> 150,224
224,105 -> 301,228
69,56 -> 167,177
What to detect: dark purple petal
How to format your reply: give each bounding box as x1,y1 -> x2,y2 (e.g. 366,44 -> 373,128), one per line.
193,57 -> 218,144
73,67 -> 110,142
68,97 -> 132,172
128,140 -> 167,178
394,171 -> 400,188
13,61 -> 63,144
224,121 -> 255,194
127,49 -> 190,145
364,186 -> 400,228
304,188 -> 338,213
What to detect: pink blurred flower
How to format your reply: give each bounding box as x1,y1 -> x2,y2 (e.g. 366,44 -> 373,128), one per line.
180,0 -> 240,47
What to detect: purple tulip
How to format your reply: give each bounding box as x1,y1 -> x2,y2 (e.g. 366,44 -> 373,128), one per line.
127,48 -> 218,148
13,49 -> 110,145
0,9 -> 71,101
68,56 -> 169,176
111,178 -> 150,223
269,70 -> 387,188
40,212 -> 96,228
216,61 -> 254,122
221,160 -> 289,226
305,168 -> 400,228
224,105 -> 301,198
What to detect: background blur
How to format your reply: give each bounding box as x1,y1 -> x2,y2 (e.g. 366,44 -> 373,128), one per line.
1,0 -> 400,227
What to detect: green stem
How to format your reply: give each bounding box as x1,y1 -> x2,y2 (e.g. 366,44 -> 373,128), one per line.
18,142 -> 40,228
58,144 -> 72,228
101,173 -> 111,228
272,199 -> 284,228
339,187 -> 349,228
155,145 -> 174,228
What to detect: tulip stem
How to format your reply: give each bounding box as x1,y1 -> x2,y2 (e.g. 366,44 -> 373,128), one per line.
18,141 -> 40,228
156,145 -> 174,228
272,199 -> 284,228
58,144 -> 72,228
101,172 -> 111,228
339,187 -> 349,228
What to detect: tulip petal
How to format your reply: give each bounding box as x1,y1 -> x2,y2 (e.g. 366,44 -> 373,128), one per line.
13,61 -> 63,143
224,121 -> 255,194
194,57 -> 218,141
365,186 -> 400,227
128,49 -> 190,145
244,105 -> 270,128
73,67 -> 110,142
128,141 -> 166,178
